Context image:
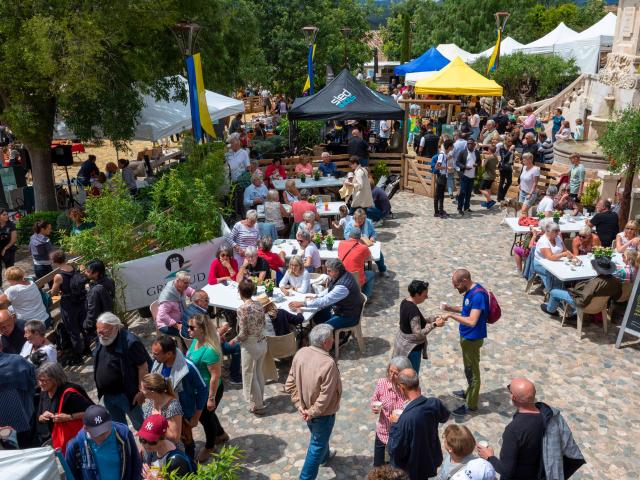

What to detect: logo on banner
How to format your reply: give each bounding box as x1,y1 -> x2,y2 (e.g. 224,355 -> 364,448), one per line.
331,89 -> 357,108
164,253 -> 192,279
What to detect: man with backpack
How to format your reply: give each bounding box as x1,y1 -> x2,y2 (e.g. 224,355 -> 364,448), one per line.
441,269 -> 493,417
50,250 -> 88,366
84,259 -> 115,349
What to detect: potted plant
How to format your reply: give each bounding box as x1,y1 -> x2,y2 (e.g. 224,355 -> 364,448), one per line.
299,172 -> 306,183
313,169 -> 321,181
580,179 -> 601,214
313,232 -> 323,248
537,211 -> 546,220
592,246 -> 614,260
325,233 -> 334,251
263,279 -> 275,297
308,194 -> 317,204
552,210 -> 561,224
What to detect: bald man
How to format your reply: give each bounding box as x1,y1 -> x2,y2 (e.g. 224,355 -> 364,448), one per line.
0,308 -> 26,354
441,269 -> 489,416
477,378 -> 585,479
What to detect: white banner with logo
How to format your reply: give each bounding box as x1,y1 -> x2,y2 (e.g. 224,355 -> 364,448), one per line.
114,238 -> 226,310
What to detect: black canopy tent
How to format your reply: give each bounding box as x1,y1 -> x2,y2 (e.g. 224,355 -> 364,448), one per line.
288,69 -> 404,121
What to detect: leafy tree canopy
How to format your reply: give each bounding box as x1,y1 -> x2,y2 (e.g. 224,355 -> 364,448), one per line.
469,52 -> 580,104
380,0 -> 607,60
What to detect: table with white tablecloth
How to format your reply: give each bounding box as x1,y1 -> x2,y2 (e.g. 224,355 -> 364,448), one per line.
272,176 -> 344,190
272,239 -> 381,262
504,216 -> 591,255
537,253 -> 623,283
257,201 -> 346,220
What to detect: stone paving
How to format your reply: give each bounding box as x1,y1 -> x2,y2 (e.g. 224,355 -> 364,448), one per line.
58,190 -> 640,479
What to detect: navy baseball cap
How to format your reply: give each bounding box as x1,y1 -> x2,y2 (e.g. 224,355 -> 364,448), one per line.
83,405 -> 113,438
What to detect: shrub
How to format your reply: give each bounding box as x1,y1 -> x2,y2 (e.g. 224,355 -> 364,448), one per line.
16,211 -> 63,245
251,136 -> 287,158
276,117 -> 323,150
158,445 -> 243,480
372,161 -> 390,183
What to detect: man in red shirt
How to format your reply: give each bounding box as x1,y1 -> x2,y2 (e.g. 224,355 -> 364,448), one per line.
291,189 -> 318,223
338,227 -> 374,297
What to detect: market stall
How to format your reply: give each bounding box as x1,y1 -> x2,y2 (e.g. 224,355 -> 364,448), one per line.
394,47 -> 450,86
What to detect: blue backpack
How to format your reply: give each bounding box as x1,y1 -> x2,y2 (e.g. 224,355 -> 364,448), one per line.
166,449 -> 197,473
431,153 -> 442,174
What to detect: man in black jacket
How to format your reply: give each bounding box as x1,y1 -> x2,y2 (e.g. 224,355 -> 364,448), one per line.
456,138 -> 480,215
84,260 -> 115,347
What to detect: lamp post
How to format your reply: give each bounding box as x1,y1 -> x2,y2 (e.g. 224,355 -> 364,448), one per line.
171,21 -> 202,139
302,25 -> 319,94
171,21 -> 201,57
340,27 -> 351,69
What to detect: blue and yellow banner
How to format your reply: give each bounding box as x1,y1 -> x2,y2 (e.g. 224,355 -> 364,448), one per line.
303,43 -> 316,94
486,29 -> 502,75
185,53 -> 216,142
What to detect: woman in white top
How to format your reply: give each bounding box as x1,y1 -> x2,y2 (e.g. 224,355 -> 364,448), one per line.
555,120 -> 573,141
468,107 -> 481,141
438,425 -> 496,480
295,230 -> 321,273
279,255 -> 311,294
297,210 -> 321,235
20,320 -> 57,365
615,220 -> 639,253
283,179 -> 300,205
348,156 -> 373,209
4,266 -> 49,323
226,210 -> 260,265
535,185 -> 557,217
518,153 -> 540,216
264,189 -> 289,237
533,220 -> 571,291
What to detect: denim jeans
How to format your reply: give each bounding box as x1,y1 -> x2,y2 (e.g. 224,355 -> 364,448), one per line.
447,173 -> 455,196
457,175 -> 474,211
547,289 -> 576,315
373,434 -> 387,467
221,341 -> 242,382
362,270 -> 376,298
102,393 -> 144,430
533,261 -> 560,291
158,326 -> 180,337
366,206 -> 387,222
314,308 -> 359,330
376,252 -> 387,273
300,414 -> 336,480
408,349 -> 422,372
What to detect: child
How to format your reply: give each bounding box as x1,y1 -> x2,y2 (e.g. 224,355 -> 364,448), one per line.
614,250 -> 638,284
437,425 -> 496,480
574,118 -> 584,141
331,204 -> 352,236
551,107 -> 565,142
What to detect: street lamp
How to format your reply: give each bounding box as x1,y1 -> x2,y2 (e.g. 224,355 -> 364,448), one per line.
340,27 -> 351,69
302,25 -> 319,94
171,21 -> 201,57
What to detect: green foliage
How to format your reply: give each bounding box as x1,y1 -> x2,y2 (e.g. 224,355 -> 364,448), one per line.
592,246 -> 614,260
60,178 -> 147,266
251,136 -> 287,158
372,161 -> 390,183
380,0 -> 607,60
147,140 -> 228,251
599,108 -> 640,175
469,53 -> 579,104
159,445 -> 244,480
277,118 -> 323,151
581,179 -> 602,208
16,211 -> 63,245
252,0 -> 375,97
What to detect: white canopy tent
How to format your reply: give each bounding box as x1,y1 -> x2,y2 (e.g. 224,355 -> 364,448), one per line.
465,37 -> 525,63
405,70 -> 438,86
54,76 -> 244,141
436,43 -> 473,62
515,22 -> 579,53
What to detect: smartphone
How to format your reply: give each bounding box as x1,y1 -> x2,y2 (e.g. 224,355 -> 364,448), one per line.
292,247 -> 298,254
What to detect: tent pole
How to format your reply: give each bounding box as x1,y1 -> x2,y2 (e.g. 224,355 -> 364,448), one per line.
402,107 -> 409,156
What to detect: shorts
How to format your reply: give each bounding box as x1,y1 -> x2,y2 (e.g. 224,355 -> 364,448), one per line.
519,190 -> 537,206
479,179 -> 494,191
513,245 -> 530,258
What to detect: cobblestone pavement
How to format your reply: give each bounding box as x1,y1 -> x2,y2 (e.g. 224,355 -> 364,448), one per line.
61,191 -> 639,479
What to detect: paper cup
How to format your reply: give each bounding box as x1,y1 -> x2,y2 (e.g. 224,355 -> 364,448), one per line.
391,409 -> 404,422
478,440 -> 489,448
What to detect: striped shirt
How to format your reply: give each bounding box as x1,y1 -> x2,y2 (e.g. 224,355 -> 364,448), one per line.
227,221 -> 259,251
370,377 -> 407,444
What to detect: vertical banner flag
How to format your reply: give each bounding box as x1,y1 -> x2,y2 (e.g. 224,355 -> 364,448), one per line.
193,53 -> 217,138
185,55 -> 203,142
487,13 -> 509,76
303,43 -> 317,94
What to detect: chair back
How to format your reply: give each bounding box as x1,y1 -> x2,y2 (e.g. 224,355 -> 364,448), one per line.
616,281 -> 632,303
266,332 -> 297,359
563,237 -> 573,252
359,292 -> 368,318
351,270 -> 361,287
582,296 -> 609,314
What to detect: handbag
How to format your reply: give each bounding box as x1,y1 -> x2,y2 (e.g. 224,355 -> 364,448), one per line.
51,387 -> 86,455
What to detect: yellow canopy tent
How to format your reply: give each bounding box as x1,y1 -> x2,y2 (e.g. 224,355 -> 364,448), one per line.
414,56 -> 503,96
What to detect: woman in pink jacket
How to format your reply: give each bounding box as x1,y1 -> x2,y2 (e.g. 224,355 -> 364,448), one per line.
156,271 -> 194,337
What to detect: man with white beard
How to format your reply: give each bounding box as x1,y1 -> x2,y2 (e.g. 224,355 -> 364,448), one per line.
93,312 -> 151,430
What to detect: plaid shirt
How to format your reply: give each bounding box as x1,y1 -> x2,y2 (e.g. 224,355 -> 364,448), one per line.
370,377 -> 406,444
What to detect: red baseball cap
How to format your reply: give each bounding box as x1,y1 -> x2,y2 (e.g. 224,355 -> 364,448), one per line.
137,415 -> 168,443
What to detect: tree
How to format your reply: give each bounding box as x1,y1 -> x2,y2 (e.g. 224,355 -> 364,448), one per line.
469,52 -> 579,104
252,0 -> 375,97
0,1 -> 252,211
598,108 -> 640,227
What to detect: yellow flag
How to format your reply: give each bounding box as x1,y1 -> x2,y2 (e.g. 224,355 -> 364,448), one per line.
193,53 -> 216,138
486,29 -> 502,76
303,43 -> 317,93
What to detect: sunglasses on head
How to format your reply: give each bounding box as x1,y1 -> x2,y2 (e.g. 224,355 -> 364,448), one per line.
579,235 -> 589,239
139,438 -> 158,446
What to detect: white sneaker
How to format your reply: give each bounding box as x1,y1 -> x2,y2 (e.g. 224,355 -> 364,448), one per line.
513,268 -> 522,276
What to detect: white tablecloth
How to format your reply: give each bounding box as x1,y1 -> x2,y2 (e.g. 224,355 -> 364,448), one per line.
272,176 -> 344,190
257,202 -> 345,219
504,217 -> 589,235
273,239 -> 381,261
201,283 -> 318,321
538,253 -> 623,282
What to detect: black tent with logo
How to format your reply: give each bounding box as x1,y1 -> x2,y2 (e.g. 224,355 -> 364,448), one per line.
288,69 -> 404,121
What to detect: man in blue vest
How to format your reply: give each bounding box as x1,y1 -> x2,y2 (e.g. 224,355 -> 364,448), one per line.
288,259 -> 363,332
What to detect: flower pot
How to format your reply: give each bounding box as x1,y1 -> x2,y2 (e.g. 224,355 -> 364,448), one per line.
314,241 -> 321,249
301,177 -> 306,183
553,218 -> 559,224
325,243 -> 333,251
266,290 -> 273,298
